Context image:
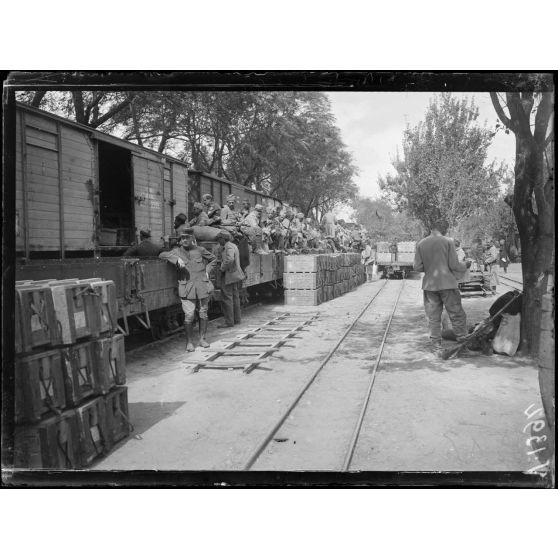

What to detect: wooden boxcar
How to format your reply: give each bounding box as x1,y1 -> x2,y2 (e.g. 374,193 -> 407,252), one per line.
14,103 -> 284,337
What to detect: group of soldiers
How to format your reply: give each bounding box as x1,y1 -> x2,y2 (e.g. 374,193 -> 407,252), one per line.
171,193 -> 371,255
123,194 -> 374,352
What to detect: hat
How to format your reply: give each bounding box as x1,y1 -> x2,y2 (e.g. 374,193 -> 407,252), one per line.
297,212 -> 304,218
193,202 -> 203,211
226,194 -> 236,202
254,204 -> 264,211
216,230 -> 232,241
202,193 -> 213,201
179,228 -> 194,238
139,225 -> 151,236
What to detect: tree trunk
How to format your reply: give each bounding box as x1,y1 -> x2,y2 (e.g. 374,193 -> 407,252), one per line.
513,137 -> 554,355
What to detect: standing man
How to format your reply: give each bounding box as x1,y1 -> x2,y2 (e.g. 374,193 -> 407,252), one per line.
215,231 -> 245,328
123,226 -> 162,257
323,210 -> 336,239
159,229 -> 216,351
498,239 -> 509,274
414,222 -> 470,355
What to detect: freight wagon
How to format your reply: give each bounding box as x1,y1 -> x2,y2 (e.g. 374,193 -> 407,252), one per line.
13,103 -> 283,339
375,241 -> 416,279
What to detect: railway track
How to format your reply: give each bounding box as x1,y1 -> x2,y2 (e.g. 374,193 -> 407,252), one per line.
242,278 -> 406,471
498,275 -> 523,290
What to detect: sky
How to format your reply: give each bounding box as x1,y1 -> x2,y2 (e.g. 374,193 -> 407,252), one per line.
327,92 -> 516,201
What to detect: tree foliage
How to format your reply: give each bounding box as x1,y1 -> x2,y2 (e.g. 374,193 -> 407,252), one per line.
16,90 -> 358,217
379,93 -> 502,231
351,196 -> 423,242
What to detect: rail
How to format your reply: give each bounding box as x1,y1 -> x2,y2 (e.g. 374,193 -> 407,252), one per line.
242,278 -> 405,471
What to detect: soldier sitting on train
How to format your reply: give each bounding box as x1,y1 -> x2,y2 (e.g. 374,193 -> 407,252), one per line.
240,199 -> 251,219
202,193 -> 222,226
214,230 -> 245,328
240,203 -> 268,255
189,202 -> 211,227
123,226 -> 163,257
159,229 -> 217,352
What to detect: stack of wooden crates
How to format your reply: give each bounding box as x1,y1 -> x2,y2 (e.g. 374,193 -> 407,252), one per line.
283,254 -> 365,306
14,278 -> 130,469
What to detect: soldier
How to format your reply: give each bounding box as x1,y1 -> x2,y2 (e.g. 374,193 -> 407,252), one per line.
214,230 -> 245,328
202,193 -> 222,226
159,229 -> 217,352
240,199 -> 251,219
189,202 -> 210,227
123,226 -> 162,257
220,194 -> 240,226
322,210 -> 336,238
241,203 -> 268,254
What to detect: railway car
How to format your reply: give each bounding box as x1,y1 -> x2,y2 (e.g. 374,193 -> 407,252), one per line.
375,241 -> 416,279
13,103 -> 283,338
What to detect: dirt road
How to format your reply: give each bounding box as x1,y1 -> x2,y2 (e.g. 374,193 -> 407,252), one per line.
93,264 -> 547,473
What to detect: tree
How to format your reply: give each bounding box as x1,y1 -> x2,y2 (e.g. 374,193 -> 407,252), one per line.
379,93 -> 502,232
351,197 -> 423,242
490,86 -> 554,355
16,90 -> 135,129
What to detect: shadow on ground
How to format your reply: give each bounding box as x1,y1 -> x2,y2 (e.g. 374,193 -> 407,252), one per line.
129,401 -> 187,437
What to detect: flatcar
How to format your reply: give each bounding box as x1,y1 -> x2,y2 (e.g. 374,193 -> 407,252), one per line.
13,103 -> 283,338
375,241 -> 417,279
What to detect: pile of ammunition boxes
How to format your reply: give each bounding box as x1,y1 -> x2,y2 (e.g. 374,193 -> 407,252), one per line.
14,278 -> 130,469
283,254 -> 365,306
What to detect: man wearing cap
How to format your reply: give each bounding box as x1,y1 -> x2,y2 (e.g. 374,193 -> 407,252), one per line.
220,195 -> 241,227
123,227 -> 162,257
241,204 -> 268,254
202,193 -> 222,226
214,231 -> 245,328
189,202 -> 210,227
159,229 -> 217,351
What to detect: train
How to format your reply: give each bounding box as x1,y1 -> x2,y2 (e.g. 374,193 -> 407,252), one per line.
375,241 -> 417,279
13,102 -> 284,339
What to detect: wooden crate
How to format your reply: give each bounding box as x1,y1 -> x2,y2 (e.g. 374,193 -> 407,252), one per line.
15,349 -> 66,424
61,341 -> 96,407
284,255 -> 319,273
104,386 -> 131,448
283,272 -> 320,290
14,410 -> 80,469
376,252 -> 393,264
50,283 -> 100,345
88,280 -> 118,335
284,289 -> 321,306
92,334 -> 126,395
397,252 -> 415,264
15,285 -> 60,354
75,396 -> 108,467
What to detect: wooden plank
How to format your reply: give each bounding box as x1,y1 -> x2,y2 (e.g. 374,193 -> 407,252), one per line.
61,157 -> 94,172
25,136 -> 59,152
25,126 -> 58,147
20,111 -> 30,258
56,122 -> 64,257
24,112 -> 58,133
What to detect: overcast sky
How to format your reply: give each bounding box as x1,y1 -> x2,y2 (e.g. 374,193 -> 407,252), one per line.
328,92 -> 516,200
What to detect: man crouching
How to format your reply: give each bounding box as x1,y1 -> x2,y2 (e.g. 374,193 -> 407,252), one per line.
159,229 -> 216,351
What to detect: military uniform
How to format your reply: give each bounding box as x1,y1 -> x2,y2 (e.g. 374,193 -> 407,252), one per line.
159,245 -> 216,324
123,238 -> 162,257
215,240 -> 245,326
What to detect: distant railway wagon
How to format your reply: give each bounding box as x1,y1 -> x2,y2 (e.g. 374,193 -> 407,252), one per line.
375,241 -> 416,279
13,103 -> 283,338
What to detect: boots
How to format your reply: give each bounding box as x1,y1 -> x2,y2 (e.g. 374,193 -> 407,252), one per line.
255,236 -> 269,255
185,323 -> 195,352
199,318 -> 210,348
430,338 -> 442,356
